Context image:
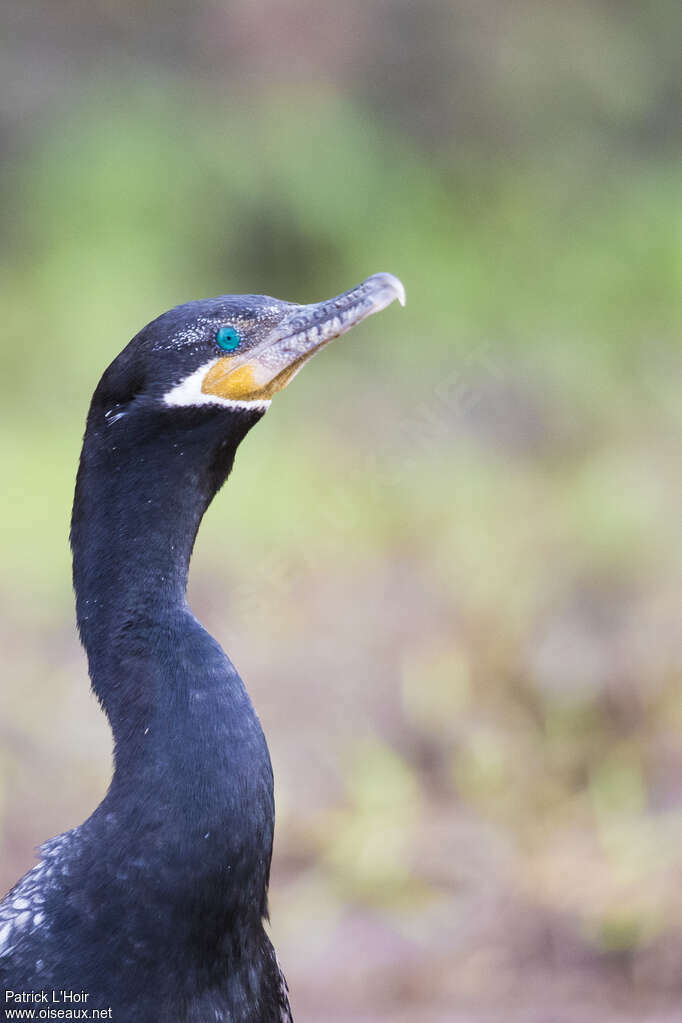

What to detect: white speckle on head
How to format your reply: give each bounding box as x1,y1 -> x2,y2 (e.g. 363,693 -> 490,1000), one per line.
33,912 -> 45,926
163,359 -> 271,412
13,898 -> 30,910
151,316 -> 222,353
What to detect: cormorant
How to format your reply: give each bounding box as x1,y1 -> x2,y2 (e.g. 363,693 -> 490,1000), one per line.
0,273 -> 405,1022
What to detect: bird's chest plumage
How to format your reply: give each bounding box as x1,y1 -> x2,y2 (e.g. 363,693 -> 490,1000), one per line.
1,816 -> 284,1022
1,655 -> 278,1016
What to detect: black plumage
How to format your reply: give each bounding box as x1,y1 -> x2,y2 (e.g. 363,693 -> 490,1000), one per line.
0,274 -> 404,1022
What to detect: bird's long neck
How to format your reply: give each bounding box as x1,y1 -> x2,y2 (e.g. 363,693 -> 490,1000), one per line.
70,405 -> 256,736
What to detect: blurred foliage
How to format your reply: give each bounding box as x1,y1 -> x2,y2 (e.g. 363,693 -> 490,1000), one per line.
1,2 -> 681,1020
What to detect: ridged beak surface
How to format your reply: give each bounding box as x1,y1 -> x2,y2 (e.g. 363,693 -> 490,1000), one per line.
202,272 -> 406,402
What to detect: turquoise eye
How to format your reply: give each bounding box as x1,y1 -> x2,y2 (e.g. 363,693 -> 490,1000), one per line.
216,325 -> 241,352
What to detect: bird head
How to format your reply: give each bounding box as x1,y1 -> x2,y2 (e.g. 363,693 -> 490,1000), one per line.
92,272 -> 405,432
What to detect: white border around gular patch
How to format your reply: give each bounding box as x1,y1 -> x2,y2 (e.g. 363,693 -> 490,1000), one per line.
163,359 -> 271,413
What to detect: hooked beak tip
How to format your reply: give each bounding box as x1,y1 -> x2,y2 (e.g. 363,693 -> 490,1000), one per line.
367,271 -> 406,308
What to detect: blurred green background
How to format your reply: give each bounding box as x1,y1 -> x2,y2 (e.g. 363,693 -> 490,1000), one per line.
1,2 -> 681,1020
